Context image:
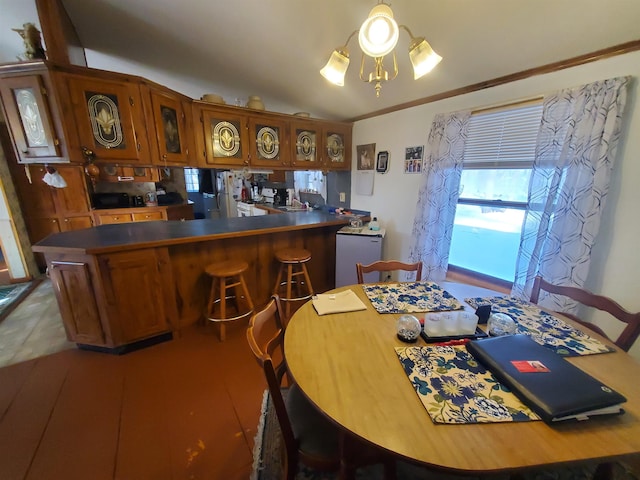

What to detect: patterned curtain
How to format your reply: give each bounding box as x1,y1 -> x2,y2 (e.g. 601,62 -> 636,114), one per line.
408,111 -> 471,281
512,76 -> 630,312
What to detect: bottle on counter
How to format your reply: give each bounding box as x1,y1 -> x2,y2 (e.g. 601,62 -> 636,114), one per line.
369,217 -> 380,231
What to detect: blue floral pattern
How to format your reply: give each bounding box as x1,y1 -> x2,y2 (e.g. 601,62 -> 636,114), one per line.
465,296 -> 613,356
395,345 -> 540,424
362,282 -> 463,314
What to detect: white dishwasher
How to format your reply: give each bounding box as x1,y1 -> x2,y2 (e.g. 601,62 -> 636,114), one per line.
335,226 -> 385,287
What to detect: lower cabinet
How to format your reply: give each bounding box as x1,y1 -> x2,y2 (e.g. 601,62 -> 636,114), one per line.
93,204 -> 194,225
49,259 -> 105,345
46,249 -> 177,349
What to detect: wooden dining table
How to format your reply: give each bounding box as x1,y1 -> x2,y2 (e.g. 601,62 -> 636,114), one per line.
283,282 -> 640,476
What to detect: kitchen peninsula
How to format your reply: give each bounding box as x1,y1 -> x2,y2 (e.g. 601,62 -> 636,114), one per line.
33,211 -> 355,352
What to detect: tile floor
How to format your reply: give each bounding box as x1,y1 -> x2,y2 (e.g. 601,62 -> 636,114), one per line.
0,278 -> 74,368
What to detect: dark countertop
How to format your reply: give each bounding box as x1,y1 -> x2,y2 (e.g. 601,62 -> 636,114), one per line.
33,211 -> 352,255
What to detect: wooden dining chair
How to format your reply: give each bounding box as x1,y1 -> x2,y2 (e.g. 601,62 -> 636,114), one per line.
530,275 -> 640,352
356,260 -> 423,284
246,295 -> 396,480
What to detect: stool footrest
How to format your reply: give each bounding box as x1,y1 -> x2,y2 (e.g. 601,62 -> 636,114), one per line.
207,309 -> 253,322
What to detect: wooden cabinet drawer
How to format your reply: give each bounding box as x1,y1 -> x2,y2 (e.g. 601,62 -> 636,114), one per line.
96,213 -> 133,225
132,211 -> 165,222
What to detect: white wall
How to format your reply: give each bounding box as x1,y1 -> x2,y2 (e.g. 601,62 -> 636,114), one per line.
351,51 -> 640,359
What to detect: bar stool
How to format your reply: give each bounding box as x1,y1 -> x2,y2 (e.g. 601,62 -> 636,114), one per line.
205,259 -> 254,341
273,248 -> 314,319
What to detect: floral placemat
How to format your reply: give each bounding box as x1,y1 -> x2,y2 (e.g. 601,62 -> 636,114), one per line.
395,345 -> 540,424
362,282 -> 463,314
465,296 -> 613,356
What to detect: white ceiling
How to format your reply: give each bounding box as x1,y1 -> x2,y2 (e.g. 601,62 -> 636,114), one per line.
1,0 -> 640,121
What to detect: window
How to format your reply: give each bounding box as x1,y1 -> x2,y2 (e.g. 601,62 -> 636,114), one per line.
448,101 -> 543,282
184,168 -> 200,192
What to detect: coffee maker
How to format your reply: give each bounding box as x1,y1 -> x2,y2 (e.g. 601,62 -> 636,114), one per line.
274,188 -> 288,206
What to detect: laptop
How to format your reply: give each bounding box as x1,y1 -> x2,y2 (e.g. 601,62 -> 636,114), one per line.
466,334 -> 626,422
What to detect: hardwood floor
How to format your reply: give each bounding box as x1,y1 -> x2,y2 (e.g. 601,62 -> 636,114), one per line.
0,302 -> 267,480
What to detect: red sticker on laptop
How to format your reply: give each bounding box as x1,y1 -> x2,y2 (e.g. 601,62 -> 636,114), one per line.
511,360 -> 550,373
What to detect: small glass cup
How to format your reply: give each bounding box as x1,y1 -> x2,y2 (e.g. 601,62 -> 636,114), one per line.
457,311 -> 479,335
424,313 -> 444,337
440,311 -> 460,335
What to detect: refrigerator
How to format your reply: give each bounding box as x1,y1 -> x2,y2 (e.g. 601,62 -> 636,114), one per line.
335,226 -> 385,287
215,171 -> 243,218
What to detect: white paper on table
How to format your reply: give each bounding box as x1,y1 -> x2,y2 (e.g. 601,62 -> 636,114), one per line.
312,289 -> 367,315
355,171 -> 374,196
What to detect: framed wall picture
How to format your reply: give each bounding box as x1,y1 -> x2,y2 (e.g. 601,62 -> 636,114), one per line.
404,145 -> 424,173
356,143 -> 376,170
376,151 -> 389,173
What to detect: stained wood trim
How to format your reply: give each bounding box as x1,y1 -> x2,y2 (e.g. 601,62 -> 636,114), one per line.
36,0 -> 87,66
348,40 -> 640,122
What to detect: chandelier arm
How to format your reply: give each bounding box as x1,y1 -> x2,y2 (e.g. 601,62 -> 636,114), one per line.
359,53 -> 368,82
339,29 -> 359,51
389,51 -> 398,80
398,24 -> 417,41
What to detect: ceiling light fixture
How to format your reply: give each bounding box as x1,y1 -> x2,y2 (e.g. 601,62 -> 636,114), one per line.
320,1 -> 442,97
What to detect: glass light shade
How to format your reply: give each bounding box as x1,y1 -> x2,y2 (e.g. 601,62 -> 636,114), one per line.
409,38 -> 442,79
320,49 -> 350,86
358,3 -> 399,58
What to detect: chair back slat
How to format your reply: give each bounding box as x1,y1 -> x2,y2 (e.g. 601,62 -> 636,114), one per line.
246,296 -> 297,452
530,275 -> 640,352
356,260 -> 422,284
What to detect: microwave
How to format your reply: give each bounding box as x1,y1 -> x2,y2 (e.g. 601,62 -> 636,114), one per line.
92,192 -> 130,209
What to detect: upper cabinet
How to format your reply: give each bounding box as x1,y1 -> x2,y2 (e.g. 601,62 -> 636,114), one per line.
142,85 -> 194,167
194,102 -> 352,171
321,121 -> 351,170
0,65 -> 71,164
248,112 -> 290,168
290,119 -> 351,170
1,62 -> 353,171
62,72 -> 151,164
195,104 -> 250,168
290,119 -> 320,169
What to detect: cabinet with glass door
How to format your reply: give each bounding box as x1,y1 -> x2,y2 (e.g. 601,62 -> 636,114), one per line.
248,112 -> 290,168
0,66 -> 68,163
62,72 -> 151,164
194,103 -> 250,168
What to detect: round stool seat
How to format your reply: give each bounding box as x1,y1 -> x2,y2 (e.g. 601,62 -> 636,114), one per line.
273,248 -> 314,320
204,259 -> 253,342
275,248 -> 311,264
205,260 -> 249,278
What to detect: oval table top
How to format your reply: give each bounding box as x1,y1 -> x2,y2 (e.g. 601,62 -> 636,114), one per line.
284,282 -> 640,475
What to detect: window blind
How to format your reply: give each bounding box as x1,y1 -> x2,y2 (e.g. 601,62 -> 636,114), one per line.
464,102 -> 543,168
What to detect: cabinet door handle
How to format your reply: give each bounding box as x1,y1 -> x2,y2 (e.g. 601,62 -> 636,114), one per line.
129,96 -> 134,106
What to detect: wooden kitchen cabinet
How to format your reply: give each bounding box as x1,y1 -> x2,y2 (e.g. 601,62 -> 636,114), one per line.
97,249 -> 172,343
0,73 -> 61,162
143,85 -> 194,166
63,72 -> 150,164
195,103 -> 250,168
290,119 -> 321,168
93,204 -> 194,225
46,249 -> 176,349
48,259 -> 105,345
98,164 -> 160,182
6,162 -> 93,270
322,122 -> 351,170
248,112 -> 290,168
